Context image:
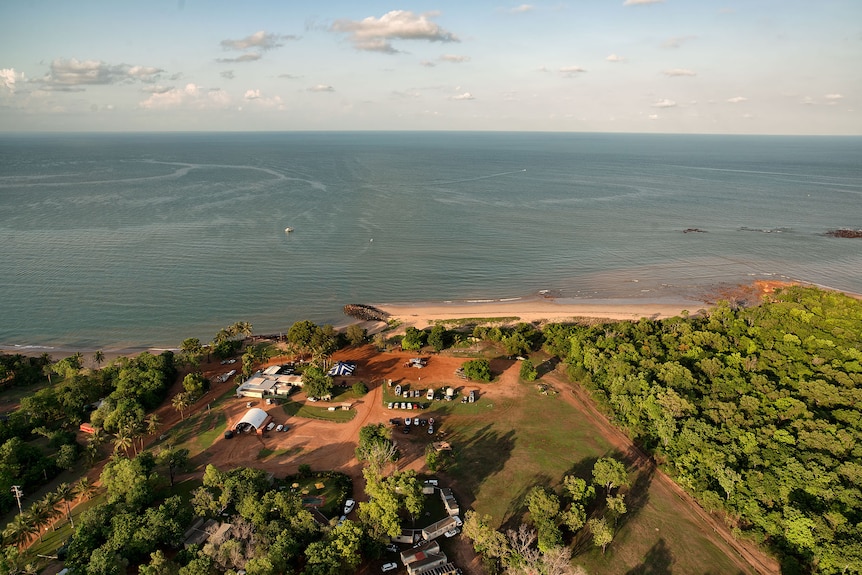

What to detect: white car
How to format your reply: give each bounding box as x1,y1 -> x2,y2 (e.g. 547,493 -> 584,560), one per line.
453,515 -> 463,527
265,422 -> 275,431
382,562 -> 398,573
344,499 -> 355,515
275,424 -> 283,432
413,417 -> 420,426
444,528 -> 460,538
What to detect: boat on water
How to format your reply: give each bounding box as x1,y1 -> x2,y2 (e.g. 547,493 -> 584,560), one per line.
284,227 -> 294,233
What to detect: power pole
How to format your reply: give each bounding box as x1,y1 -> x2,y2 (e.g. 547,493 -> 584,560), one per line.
11,485 -> 23,515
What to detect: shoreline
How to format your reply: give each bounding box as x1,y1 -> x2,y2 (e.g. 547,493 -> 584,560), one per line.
0,280 -> 824,361
373,294 -> 698,331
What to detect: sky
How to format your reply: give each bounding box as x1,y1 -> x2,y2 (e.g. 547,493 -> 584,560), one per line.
1,0 -> 860,134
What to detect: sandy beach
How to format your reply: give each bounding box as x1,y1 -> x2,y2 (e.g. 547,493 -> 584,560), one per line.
373,280 -> 807,330
374,296 -> 697,330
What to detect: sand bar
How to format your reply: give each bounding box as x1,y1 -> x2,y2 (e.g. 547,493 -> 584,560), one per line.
374,296 -> 698,330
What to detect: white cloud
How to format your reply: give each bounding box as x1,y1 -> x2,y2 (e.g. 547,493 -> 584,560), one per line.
663,68 -> 696,77
606,54 -> 625,63
140,85 -> 173,94
139,83 -> 231,110
800,96 -> 815,106
652,98 -> 677,108
559,66 -> 586,77
1,68 -> 24,93
420,60 -> 436,67
216,53 -> 262,64
220,31 -> 295,52
308,84 -> 334,92
510,4 -> 534,13
392,89 -> 422,98
662,35 -> 696,49
440,54 -> 470,63
648,114 -> 659,120
38,58 -> 163,89
242,89 -> 284,110
824,93 -> 844,100
331,10 -> 458,53
452,92 -> 474,100
624,0 -> 664,5
727,96 -> 747,103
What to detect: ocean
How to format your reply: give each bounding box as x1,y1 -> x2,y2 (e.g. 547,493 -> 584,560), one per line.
1,132 -> 860,351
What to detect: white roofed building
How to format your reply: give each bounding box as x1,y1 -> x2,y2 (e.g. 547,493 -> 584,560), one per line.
234,408 -> 272,435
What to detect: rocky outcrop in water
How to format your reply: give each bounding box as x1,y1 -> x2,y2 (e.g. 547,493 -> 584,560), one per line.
825,229 -> 862,238
343,304 -> 390,321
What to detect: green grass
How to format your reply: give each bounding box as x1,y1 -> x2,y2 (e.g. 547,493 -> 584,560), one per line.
433,317 -> 519,327
281,401 -> 356,423
442,381 -> 752,575
285,476 -> 344,518
194,412 -> 227,451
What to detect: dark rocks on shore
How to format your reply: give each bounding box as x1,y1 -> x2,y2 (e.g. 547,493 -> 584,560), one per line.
825,229 -> 862,238
343,304 -> 390,322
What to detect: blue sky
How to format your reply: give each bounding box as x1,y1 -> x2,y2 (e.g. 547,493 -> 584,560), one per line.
1,0 -> 859,133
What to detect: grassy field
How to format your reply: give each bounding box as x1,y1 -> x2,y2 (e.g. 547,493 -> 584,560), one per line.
281,400 -> 357,423
442,380 -> 750,575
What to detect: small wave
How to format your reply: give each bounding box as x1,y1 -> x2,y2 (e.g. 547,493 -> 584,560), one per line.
739,226 -> 792,234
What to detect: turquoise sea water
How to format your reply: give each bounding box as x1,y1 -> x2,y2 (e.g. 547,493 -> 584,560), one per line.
1,132 -> 860,350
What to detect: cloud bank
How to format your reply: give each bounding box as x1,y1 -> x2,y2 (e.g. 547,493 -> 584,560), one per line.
331,10 -> 458,53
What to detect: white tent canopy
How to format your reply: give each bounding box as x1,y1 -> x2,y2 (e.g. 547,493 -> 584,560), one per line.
234,408 -> 270,432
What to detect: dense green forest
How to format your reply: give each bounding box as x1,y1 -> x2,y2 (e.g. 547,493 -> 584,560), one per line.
0,352 -> 175,515
543,287 -> 862,573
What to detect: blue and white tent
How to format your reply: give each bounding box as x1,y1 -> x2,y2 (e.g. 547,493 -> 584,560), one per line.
327,362 -> 356,376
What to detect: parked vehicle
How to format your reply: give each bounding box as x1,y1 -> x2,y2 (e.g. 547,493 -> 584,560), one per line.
426,388 -> 435,400
266,422 -> 275,431
385,544 -> 398,553
344,499 -> 355,515
413,417 -> 420,426
224,430 -> 234,439
428,426 -> 434,434
281,425 -> 289,432
389,418 -> 401,425
444,528 -> 460,538
382,563 -> 398,573
275,424 -> 283,432
387,402 -> 393,409
469,390 -> 476,402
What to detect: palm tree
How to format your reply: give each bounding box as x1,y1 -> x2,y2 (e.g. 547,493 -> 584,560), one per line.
2,513 -> 37,548
146,413 -> 161,437
25,501 -> 52,542
75,477 -> 96,501
93,350 -> 105,368
172,392 -> 192,420
113,430 -> 133,457
39,492 -> 62,532
55,482 -> 77,529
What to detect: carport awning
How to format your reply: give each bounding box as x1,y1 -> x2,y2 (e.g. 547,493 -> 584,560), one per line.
235,407 -> 269,431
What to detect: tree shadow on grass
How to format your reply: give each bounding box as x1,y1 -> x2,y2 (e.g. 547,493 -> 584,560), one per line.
498,471 -> 554,530
625,538 -> 674,575
443,423 -> 515,509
